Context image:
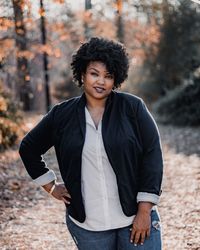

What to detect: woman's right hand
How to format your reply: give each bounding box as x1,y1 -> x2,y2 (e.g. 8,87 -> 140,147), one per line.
42,181 -> 71,205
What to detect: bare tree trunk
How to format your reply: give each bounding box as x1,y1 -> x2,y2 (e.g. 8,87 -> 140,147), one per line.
84,0 -> 92,40
116,0 -> 124,43
40,0 -> 51,112
12,0 -> 32,110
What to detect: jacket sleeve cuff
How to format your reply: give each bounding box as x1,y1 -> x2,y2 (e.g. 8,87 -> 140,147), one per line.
33,170 -> 57,186
137,192 -> 160,205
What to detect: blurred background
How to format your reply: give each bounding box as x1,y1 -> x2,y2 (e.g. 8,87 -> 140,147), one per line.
0,1 -> 200,249
0,0 -> 200,150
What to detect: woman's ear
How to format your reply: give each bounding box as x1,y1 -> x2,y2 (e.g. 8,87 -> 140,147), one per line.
81,74 -> 85,83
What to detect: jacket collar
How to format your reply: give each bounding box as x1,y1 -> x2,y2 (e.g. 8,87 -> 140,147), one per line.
78,90 -> 115,108
77,90 -> 115,137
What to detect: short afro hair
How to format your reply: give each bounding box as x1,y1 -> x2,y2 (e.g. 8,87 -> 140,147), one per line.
71,37 -> 129,89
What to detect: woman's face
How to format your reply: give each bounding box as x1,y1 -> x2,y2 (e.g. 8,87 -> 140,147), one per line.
82,61 -> 114,102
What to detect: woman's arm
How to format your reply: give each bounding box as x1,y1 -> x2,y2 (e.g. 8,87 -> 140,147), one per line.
136,99 -> 163,204
19,105 -> 58,185
130,99 -> 163,245
19,105 -> 71,204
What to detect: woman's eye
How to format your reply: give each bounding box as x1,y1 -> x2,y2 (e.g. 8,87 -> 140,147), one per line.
106,75 -> 113,79
91,72 -> 98,76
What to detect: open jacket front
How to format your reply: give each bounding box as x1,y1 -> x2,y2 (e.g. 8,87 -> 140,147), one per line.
19,91 -> 163,223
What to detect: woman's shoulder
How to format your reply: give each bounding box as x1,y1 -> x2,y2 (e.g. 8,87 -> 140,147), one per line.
113,91 -> 145,117
48,96 -> 81,124
51,95 -> 80,112
114,90 -> 143,105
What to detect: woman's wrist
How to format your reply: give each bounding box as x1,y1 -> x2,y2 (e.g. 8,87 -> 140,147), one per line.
42,180 -> 56,193
137,202 -> 154,215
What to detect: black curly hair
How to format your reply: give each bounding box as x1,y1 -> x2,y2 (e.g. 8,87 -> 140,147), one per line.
71,37 -> 129,89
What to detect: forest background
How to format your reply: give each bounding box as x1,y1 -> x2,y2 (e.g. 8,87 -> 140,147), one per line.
0,0 -> 200,249
1,0 -> 200,146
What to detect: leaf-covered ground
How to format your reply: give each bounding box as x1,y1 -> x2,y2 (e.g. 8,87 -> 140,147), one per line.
0,114 -> 200,250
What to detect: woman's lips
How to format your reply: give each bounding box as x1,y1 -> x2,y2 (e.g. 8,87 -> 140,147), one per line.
94,87 -> 105,93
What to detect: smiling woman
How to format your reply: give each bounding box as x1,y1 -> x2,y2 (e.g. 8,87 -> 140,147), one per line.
71,37 -> 129,89
83,61 -> 114,100
81,61 -> 115,129
19,37 -> 163,250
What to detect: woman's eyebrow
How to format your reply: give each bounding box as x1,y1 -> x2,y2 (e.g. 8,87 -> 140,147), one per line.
89,67 -> 99,72
88,67 -> 110,74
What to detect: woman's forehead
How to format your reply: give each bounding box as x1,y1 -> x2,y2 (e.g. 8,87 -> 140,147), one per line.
87,61 -> 110,73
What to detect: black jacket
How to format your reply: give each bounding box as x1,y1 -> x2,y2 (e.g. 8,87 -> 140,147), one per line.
19,91 -> 163,222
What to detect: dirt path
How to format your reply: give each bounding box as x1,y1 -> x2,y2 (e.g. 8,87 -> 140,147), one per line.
0,115 -> 200,250
158,125 -> 200,250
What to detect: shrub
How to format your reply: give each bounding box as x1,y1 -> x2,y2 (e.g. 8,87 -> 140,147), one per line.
0,83 -> 23,151
153,77 -> 200,126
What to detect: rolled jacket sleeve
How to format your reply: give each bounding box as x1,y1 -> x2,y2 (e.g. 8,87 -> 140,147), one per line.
19,105 -> 58,184
33,169 -> 57,186
136,100 -> 163,201
136,192 -> 160,205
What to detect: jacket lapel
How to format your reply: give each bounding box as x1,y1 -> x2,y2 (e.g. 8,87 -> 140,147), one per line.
77,93 -> 86,138
77,90 -> 115,138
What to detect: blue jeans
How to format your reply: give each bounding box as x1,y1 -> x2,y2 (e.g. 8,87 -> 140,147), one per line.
66,209 -> 162,250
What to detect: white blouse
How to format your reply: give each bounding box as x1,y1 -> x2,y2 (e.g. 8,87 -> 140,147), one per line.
69,107 -> 135,231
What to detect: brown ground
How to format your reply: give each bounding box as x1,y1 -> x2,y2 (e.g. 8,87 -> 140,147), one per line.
0,114 -> 200,250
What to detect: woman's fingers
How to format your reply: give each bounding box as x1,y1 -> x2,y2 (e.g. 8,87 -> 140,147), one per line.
133,231 -> 141,245
130,230 -> 148,246
59,183 -> 71,198
130,221 -> 151,245
51,182 -> 71,203
61,196 -> 71,204
130,227 -> 136,243
61,190 -> 71,198
146,228 -> 151,238
140,231 -> 146,245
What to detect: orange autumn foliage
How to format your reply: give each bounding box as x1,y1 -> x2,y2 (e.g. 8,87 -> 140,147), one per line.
0,83 -> 23,151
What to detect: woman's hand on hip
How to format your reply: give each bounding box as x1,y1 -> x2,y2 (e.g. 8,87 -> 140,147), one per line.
43,181 -> 71,205
51,182 -> 71,205
130,202 -> 153,246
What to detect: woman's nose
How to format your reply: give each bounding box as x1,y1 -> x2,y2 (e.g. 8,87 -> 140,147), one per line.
97,76 -> 105,85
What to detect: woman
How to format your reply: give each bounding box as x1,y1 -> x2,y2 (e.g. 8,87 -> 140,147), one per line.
19,37 -> 163,250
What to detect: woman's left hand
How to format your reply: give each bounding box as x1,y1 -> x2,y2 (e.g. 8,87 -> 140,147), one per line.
130,202 -> 153,246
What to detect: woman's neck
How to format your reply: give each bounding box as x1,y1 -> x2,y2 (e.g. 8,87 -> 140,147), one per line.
85,94 -> 107,110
